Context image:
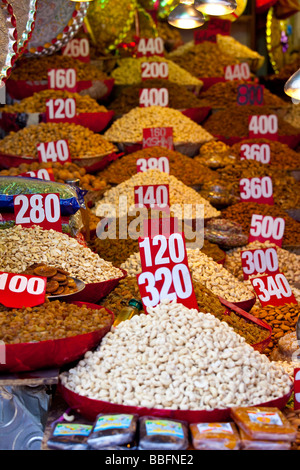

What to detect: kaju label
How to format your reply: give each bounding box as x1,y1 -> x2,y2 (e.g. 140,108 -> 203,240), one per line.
240,247 -> 279,280
13,193 -> 62,232
47,68 -> 77,92
239,176 -> 274,205
248,214 -> 285,247
0,271 -> 47,308
143,127 -> 173,150
250,273 -> 297,307
137,232 -> 198,311
37,140 -> 71,164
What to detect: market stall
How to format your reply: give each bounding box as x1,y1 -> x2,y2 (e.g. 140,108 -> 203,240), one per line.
0,0 -> 300,453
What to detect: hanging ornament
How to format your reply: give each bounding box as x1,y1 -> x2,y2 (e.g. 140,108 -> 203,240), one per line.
8,0 -> 37,56
0,0 -> 18,85
266,6 -> 295,74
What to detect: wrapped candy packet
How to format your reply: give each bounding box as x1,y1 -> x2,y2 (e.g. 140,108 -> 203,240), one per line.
190,422 -> 241,450
138,417 -> 189,450
87,413 -> 138,449
47,422 -> 92,450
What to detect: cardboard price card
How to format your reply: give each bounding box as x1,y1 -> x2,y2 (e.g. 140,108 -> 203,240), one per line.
236,84 -> 264,106
241,247 -> 279,280
240,142 -> 271,164
19,168 -> 55,182
248,114 -> 278,140
141,61 -> 169,80
136,155 -> 170,174
0,271 -> 47,308
137,232 -> 198,311
239,176 -> 274,205
143,127 -> 173,150
37,140 -> 71,164
62,38 -> 90,63
250,273 -> 297,307
13,193 -> 62,232
46,98 -> 77,123
47,68 -> 77,92
134,184 -> 170,211
224,63 -> 251,81
136,37 -> 164,57
248,214 -> 285,247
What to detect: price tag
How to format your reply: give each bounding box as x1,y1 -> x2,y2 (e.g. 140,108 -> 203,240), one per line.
239,176 -> 274,205
134,184 -> 169,211
142,217 -> 178,238
0,271 -> 47,308
46,98 -> 77,123
248,114 -> 278,140
19,168 -> 55,182
136,156 -> 170,174
224,63 -> 251,81
240,143 -> 271,164
294,368 -> 300,410
62,38 -> 90,63
141,61 -> 169,80
13,193 -> 62,232
250,273 -> 297,307
37,140 -> 71,164
240,247 -> 279,280
139,88 -> 169,107
136,37 -> 164,57
248,214 -> 285,247
137,232 -> 198,311
194,18 -> 231,44
143,127 -> 173,150
47,68 -> 77,92
237,84 -> 264,106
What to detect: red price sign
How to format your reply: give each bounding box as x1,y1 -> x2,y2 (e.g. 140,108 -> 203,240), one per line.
62,38 -> 90,63
19,168 -> 55,182
0,271 -> 47,308
224,63 -> 251,81
248,114 -> 278,140
137,233 -> 198,311
240,143 -> 271,164
47,68 -> 77,92
37,140 -> 71,164
136,156 -> 170,174
143,127 -> 173,150
46,98 -> 76,123
239,176 -> 274,205
237,84 -> 264,106
142,217 -> 178,238
13,193 -> 62,232
139,88 -> 169,107
141,61 -> 169,80
194,18 -> 231,44
250,273 -> 297,307
241,247 -> 279,280
134,184 -> 169,211
294,369 -> 300,410
248,214 -> 285,247
136,37 -> 164,57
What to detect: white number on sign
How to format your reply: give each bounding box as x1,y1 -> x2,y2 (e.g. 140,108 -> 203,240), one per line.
136,156 -> 170,173
140,233 -> 185,267
14,194 -> 60,225
240,143 -> 271,164
0,273 -> 45,295
224,63 -> 251,81
137,37 -> 164,56
240,176 -> 273,200
249,115 -> 278,135
135,185 -> 169,208
63,38 -> 89,58
46,98 -> 76,120
48,69 -> 76,90
252,273 -> 293,302
141,62 -> 168,79
241,248 -> 279,276
139,88 -> 169,107
249,214 -> 285,240
37,140 -> 70,163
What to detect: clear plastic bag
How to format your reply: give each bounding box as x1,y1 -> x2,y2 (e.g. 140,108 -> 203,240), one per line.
239,428 -> 292,450
87,413 -> 138,449
190,422 -> 241,450
138,417 -> 189,450
47,422 -> 92,450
